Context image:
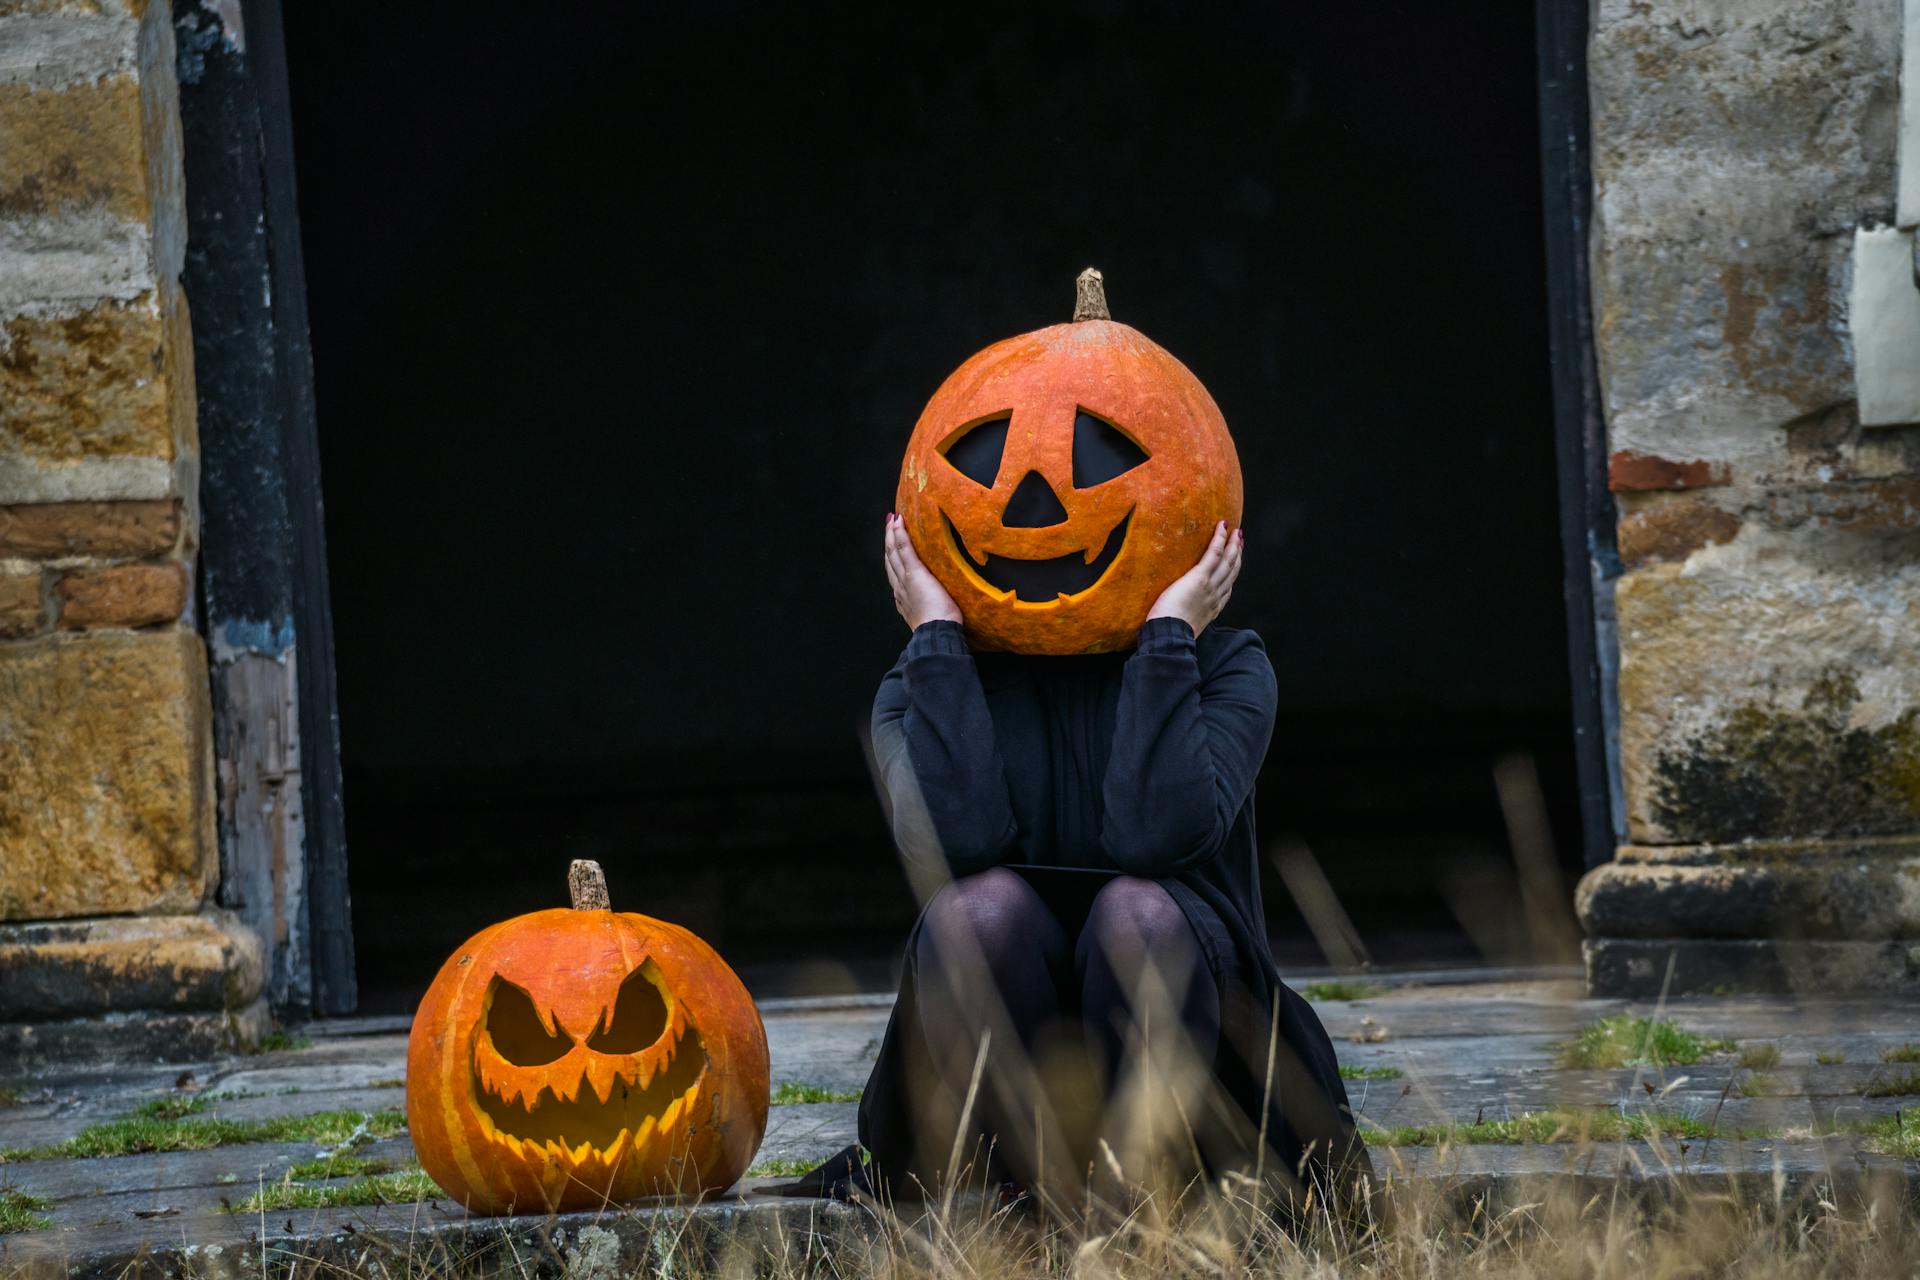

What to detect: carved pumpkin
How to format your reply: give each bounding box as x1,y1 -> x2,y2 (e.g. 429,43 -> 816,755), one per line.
406,861 -> 769,1213
896,269 -> 1243,654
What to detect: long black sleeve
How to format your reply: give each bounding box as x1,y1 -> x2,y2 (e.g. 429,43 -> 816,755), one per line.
1099,618 -> 1278,876
870,620 -> 1019,878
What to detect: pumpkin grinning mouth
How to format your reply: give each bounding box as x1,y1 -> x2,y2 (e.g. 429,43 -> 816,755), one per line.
470,980 -> 709,1163
944,511 -> 1130,603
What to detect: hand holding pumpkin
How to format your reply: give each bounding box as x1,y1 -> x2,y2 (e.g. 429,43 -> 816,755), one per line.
884,512 -> 963,631
1145,521 -> 1243,636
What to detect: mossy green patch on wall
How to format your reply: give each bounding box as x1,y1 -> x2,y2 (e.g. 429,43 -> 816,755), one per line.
1649,669 -> 1920,844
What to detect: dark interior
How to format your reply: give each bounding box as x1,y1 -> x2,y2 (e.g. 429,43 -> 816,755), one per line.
282,0 -> 1574,1011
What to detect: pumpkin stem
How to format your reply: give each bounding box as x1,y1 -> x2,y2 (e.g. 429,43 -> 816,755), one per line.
1073,268 -> 1110,322
569,859 -> 611,911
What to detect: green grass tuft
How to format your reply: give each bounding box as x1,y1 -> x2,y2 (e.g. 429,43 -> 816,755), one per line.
1339,1064 -> 1403,1080
0,1088 -> 20,1109
366,1077 -> 405,1089
1553,1016 -> 1735,1069
0,1189 -> 51,1234
1302,981 -> 1379,1002
1368,1107 -> 1716,1148
286,1153 -> 393,1181
1863,1071 -> 1920,1098
1816,1050 -> 1846,1065
1737,1043 -> 1781,1069
234,1166 -> 440,1212
770,1082 -> 863,1106
254,1030 -> 314,1054
1879,1044 -> 1920,1064
2,1105 -> 404,1162
747,1157 -> 820,1178
1735,1073 -> 1785,1098
1860,1112 -> 1920,1158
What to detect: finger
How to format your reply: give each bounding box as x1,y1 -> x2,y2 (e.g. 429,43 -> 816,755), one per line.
1210,530 -> 1243,590
1194,520 -> 1228,574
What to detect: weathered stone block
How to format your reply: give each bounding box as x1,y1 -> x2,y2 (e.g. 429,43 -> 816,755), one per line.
0,75 -> 148,221
0,911 -> 263,1018
0,628 -> 214,919
5,915 -> 255,1024
1590,0 -> 1898,471
0,297 -> 176,465
54,560 -> 183,628
1577,837 -> 1920,940
1615,531 -> 1920,845
0,997 -> 268,1071
1584,937 -> 1919,997
0,572 -> 43,636
0,497 -> 177,557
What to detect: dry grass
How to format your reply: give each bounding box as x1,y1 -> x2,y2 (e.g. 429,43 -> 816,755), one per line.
188,1161 -> 1920,1280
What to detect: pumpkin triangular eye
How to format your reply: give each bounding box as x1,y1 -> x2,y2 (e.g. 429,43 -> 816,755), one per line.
942,416 -> 1010,487
484,977 -> 574,1065
587,965 -> 670,1053
1072,411 -> 1149,487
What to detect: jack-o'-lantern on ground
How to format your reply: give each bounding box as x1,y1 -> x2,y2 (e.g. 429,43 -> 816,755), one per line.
406,861 -> 769,1214
896,269 -> 1243,654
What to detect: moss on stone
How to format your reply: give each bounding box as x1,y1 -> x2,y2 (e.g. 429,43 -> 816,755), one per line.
0,1100 -> 404,1162
1368,1108 -> 1717,1148
770,1083 -> 863,1106
233,1166 -> 439,1213
1554,1016 -> 1735,1069
0,1189 -> 51,1234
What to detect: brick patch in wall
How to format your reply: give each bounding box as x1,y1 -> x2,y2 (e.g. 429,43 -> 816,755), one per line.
0,573 -> 44,637
54,560 -> 182,628
0,497 -> 177,557
1608,451 -> 1733,492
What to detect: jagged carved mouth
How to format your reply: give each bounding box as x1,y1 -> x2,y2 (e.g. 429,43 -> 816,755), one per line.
945,512 -> 1130,603
469,967 -> 709,1165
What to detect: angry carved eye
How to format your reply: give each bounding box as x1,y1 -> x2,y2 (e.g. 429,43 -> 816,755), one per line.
586,966 -> 670,1052
484,977 -> 574,1066
1072,410 -> 1149,487
942,416 -> 1010,487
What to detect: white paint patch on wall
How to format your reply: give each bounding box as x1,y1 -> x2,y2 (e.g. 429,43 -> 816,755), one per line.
1851,225 -> 1920,425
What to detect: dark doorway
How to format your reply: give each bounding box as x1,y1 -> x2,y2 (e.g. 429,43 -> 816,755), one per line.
282,1 -> 1573,1011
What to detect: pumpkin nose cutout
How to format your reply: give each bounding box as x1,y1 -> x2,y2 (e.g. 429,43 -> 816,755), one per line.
1002,470 -> 1069,528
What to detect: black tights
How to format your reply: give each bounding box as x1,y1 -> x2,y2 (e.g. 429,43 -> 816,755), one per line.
913,867 -> 1220,1198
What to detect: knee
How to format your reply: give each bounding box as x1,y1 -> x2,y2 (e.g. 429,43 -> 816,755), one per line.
1085,877 -> 1187,944
920,867 -> 1049,961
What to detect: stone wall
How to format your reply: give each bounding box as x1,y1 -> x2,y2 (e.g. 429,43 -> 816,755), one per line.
1577,0 -> 1920,993
0,0 -> 265,1062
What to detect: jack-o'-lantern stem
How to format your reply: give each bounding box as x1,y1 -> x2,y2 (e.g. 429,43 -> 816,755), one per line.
569,859 -> 611,911
1073,268 -> 1110,322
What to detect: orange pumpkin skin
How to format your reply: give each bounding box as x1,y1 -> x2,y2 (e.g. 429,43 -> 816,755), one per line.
406,906 -> 769,1214
897,312 -> 1242,655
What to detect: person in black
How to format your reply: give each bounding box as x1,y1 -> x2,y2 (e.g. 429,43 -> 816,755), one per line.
790,516 -> 1370,1221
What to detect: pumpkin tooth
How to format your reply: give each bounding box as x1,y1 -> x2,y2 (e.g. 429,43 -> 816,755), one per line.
570,1137 -> 594,1165
659,1095 -> 685,1132
545,1138 -> 568,1163
635,1054 -> 656,1092
585,1054 -> 619,1104
602,1127 -> 631,1168
635,1114 -> 658,1149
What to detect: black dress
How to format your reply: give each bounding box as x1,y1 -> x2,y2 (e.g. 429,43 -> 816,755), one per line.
797,617 -> 1370,1210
